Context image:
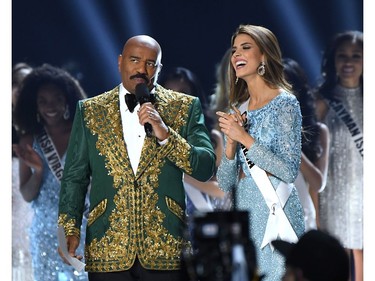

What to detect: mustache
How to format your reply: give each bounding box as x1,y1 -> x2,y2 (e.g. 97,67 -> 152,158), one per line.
130,73 -> 149,84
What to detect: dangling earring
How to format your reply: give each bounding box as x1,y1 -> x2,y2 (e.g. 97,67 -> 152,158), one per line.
36,113 -> 40,123
63,105 -> 70,120
235,77 -> 239,84
257,61 -> 266,76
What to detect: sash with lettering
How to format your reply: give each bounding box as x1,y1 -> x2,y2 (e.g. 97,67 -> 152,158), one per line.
327,97 -> 363,158
240,115 -> 298,250
37,127 -> 64,181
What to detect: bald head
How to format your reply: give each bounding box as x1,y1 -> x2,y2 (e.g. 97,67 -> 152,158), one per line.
123,35 -> 162,62
118,35 -> 163,93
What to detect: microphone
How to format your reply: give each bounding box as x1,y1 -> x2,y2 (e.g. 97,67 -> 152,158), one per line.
135,83 -> 153,137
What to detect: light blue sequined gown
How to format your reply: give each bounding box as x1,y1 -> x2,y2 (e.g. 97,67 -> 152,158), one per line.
29,139 -> 88,281
217,91 -> 305,281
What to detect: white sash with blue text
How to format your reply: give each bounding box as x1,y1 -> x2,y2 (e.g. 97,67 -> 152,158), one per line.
37,127 -> 64,182
327,98 -> 363,158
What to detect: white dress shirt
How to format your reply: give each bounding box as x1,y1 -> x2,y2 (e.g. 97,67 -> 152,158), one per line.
119,84 -> 145,175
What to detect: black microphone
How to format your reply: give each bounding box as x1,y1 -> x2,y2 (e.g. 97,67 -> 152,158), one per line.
135,83 -> 153,137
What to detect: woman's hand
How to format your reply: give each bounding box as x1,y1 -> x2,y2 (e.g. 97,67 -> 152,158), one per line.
13,143 -> 43,173
216,107 -> 254,160
216,108 -> 246,144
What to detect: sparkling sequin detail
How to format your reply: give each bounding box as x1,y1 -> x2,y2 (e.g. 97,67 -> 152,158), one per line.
12,157 -> 33,281
319,85 -> 363,249
217,91 -> 305,281
31,140 -> 88,281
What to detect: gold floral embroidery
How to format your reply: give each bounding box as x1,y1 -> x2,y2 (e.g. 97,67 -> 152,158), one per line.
165,196 -> 185,222
58,214 -> 80,238
155,86 -> 193,174
87,199 -> 107,227
81,86 -> 194,271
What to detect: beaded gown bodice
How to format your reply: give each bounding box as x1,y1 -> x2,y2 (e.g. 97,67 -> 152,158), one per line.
319,85 -> 363,249
217,91 -> 305,281
30,138 -> 88,281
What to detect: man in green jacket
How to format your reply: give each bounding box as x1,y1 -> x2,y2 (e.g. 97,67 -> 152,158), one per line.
57,35 -> 215,281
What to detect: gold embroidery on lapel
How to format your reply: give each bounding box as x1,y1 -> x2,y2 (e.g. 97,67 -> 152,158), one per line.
136,136 -> 158,178
156,86 -> 194,174
156,86 -> 191,129
83,88 -> 133,189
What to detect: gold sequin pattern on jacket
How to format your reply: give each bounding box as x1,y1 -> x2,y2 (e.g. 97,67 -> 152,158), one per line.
81,86 -> 193,271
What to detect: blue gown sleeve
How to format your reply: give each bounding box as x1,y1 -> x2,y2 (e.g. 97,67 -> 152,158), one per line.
246,96 -> 302,183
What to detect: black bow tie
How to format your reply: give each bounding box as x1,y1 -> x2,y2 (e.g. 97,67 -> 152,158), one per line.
125,94 -> 138,113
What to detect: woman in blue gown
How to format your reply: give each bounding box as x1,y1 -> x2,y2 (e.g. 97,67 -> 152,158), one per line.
216,25 -> 305,281
13,64 -> 89,281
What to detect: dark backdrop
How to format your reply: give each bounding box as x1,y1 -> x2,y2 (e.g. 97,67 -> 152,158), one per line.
12,0 -> 363,98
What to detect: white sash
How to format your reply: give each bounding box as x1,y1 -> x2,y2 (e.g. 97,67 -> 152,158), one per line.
184,176 -> 214,212
238,101 -> 298,249
327,98 -> 363,158
248,165 -> 298,249
37,127 -> 64,182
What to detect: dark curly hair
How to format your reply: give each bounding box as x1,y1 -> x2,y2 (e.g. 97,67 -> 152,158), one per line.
14,63 -> 87,135
314,30 -> 363,100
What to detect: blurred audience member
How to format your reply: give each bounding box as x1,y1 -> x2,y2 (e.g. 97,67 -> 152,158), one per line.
272,229 -> 350,281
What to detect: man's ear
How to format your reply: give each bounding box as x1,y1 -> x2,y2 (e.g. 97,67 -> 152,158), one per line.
117,55 -> 122,72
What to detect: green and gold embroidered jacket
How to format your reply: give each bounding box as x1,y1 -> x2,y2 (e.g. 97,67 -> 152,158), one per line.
58,84 -> 215,272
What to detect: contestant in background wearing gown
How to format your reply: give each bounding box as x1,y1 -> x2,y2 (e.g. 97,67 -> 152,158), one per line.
314,30 -> 363,281
13,64 -> 89,281
12,62 -> 34,281
282,58 -> 329,230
